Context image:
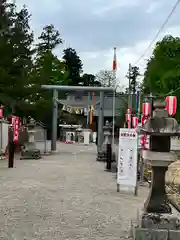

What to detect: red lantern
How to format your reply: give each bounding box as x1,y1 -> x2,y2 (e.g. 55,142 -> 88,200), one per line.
132,116 -> 138,128
142,103 -> 151,116
13,116 -> 20,142
165,96 -> 177,116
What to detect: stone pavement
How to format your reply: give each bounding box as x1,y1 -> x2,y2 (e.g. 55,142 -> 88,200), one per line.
0,143 -> 148,240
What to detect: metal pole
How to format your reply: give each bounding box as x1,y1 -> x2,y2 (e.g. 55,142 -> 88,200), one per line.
0,119 -> 2,153
86,108 -> 89,128
51,89 -> 58,151
8,126 -> 15,168
112,88 -> 115,152
44,129 -> 47,153
97,91 -> 104,151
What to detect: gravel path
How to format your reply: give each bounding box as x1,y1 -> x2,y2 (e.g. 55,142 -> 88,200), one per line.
0,147 -> 148,239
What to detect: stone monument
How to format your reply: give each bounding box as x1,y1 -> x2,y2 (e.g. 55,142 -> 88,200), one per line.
20,118 -> 41,159
97,121 -> 112,162
134,100 -> 180,239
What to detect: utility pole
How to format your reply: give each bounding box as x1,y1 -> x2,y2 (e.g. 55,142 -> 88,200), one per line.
51,89 -> 58,151
128,63 -> 132,128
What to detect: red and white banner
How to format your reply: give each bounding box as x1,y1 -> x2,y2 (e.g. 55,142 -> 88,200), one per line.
126,108 -> 132,128
13,116 -> 20,142
142,103 -> 151,116
126,113 -> 131,121
165,96 -> 177,116
132,116 -> 138,128
0,108 -> 3,119
141,115 -> 149,126
141,114 -> 150,149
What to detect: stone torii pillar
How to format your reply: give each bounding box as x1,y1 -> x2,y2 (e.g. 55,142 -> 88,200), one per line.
41,85 -> 115,152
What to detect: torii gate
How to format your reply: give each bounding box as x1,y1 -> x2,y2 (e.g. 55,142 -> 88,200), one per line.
41,85 -> 115,152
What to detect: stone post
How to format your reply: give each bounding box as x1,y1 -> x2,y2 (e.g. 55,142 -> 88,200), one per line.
103,121 -> 112,171
8,126 -> 15,168
99,121 -> 112,163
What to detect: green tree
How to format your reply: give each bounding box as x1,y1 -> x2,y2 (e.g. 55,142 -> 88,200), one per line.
80,73 -> 101,86
143,35 -> 180,119
29,24 -> 67,123
62,47 -> 83,85
0,2 -> 34,117
37,24 -> 63,53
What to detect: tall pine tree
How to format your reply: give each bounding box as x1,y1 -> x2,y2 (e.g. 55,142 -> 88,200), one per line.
0,2 -> 34,117
63,48 -> 83,85
29,24 -> 67,123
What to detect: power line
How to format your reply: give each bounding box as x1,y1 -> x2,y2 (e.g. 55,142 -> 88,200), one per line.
133,0 -> 180,65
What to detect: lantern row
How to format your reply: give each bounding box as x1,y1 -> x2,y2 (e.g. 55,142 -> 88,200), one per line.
126,96 -> 177,127
125,96 -> 177,149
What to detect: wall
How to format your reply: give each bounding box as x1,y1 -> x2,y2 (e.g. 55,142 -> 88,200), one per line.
0,120 -> 9,153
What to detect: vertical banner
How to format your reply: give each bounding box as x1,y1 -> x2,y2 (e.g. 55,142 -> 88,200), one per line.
117,128 -> 138,191
0,108 -> 3,119
13,116 -> 20,142
87,92 -> 94,128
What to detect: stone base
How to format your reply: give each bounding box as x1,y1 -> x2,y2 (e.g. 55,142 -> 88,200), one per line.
96,151 -> 105,161
97,151 -> 115,162
135,228 -> 180,240
132,213 -> 180,239
141,213 -> 180,229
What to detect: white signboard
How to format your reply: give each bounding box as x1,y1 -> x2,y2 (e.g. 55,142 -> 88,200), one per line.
117,128 -> 138,191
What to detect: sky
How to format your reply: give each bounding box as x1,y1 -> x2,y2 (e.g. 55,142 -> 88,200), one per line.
15,0 -> 180,89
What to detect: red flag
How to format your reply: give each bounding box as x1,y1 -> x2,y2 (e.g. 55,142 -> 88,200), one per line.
112,47 -> 117,71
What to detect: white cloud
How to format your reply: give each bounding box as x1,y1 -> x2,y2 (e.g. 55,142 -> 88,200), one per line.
14,0 -> 180,89
92,0 -> 140,16
146,1 -> 162,14
81,42 -> 150,87
81,25 -> 180,88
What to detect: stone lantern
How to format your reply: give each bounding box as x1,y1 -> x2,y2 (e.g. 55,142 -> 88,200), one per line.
27,118 -> 36,143
134,100 -> 180,238
102,121 -> 112,170
97,121 -> 112,162
20,118 -> 41,159
103,120 -> 112,142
